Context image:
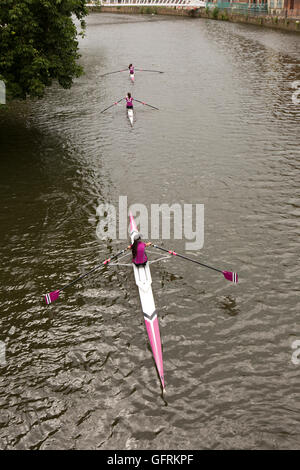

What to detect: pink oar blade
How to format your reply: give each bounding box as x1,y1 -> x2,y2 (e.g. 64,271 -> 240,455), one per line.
129,212 -> 138,233
222,271 -> 238,283
44,290 -> 60,304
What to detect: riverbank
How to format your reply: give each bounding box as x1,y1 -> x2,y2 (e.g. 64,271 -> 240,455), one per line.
87,5 -> 300,33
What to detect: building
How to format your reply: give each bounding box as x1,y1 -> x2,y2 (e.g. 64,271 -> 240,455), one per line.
284,0 -> 300,15
268,0 -> 284,14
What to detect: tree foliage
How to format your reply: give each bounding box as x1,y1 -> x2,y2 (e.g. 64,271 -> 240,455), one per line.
0,0 -> 87,100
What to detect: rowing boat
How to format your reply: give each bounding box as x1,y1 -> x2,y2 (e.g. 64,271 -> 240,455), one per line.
127,108 -> 134,126
44,214 -> 238,393
129,213 -> 165,392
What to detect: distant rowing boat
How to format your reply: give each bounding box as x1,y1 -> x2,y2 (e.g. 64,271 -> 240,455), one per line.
100,98 -> 158,127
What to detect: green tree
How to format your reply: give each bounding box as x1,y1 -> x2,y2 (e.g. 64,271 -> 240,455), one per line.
0,0 -> 87,100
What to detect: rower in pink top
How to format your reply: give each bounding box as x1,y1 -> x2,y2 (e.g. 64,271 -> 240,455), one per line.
128,64 -> 135,82
126,92 -> 133,109
128,233 -> 152,266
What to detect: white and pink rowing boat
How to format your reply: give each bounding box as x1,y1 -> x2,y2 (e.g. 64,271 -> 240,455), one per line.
44,213 -> 238,393
129,213 -> 165,392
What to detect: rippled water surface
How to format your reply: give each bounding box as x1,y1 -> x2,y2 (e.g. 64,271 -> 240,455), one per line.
0,13 -> 299,450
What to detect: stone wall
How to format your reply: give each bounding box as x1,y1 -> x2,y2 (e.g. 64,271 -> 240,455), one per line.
87,5 -> 300,32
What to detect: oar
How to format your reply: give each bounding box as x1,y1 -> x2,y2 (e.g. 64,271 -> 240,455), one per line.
100,98 -> 124,113
134,99 -> 159,110
44,249 -> 127,304
136,69 -> 164,74
153,245 -> 238,283
100,69 -> 127,77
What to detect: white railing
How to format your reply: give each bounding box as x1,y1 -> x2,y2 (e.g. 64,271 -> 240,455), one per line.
87,0 -> 207,7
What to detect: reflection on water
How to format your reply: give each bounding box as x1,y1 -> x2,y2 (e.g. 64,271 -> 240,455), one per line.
0,13 -> 299,450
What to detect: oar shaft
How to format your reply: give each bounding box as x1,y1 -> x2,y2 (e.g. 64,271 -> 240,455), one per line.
134,99 -> 159,110
59,249 -> 126,292
100,69 -> 127,77
153,245 -> 222,273
136,69 -> 164,73
101,98 -> 124,113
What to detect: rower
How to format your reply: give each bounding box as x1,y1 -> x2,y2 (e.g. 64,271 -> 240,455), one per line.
126,92 -> 134,109
128,64 -> 134,76
128,233 -> 152,267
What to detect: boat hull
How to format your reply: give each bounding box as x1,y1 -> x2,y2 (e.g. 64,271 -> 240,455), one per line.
127,108 -> 133,126
129,214 -> 165,391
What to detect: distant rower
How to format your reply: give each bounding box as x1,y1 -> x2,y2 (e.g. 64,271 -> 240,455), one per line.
128,64 -> 134,75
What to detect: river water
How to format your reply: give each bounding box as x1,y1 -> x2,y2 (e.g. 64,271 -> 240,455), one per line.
0,13 -> 299,450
